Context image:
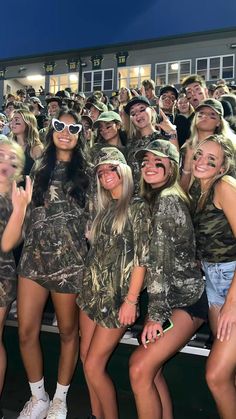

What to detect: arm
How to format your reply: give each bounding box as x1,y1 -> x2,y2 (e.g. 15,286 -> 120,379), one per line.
179,141 -> 193,192
157,109 -> 179,150
118,200 -> 151,326
214,179 -> 236,341
118,266 -> 146,325
1,176 -> 33,252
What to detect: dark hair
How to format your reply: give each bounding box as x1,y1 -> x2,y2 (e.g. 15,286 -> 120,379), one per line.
32,109 -> 89,207
181,74 -> 206,89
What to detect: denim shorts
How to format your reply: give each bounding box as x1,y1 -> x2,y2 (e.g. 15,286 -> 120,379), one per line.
202,260 -> 236,307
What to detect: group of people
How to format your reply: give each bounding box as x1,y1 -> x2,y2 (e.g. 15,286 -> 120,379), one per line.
0,74 -> 235,419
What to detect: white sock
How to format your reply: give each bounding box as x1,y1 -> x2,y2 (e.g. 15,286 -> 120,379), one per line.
53,382 -> 70,403
29,377 -> 47,401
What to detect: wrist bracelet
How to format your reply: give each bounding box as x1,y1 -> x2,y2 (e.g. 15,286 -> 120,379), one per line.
182,168 -> 191,174
124,296 -> 138,306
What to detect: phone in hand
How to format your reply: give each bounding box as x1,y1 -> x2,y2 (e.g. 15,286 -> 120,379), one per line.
145,318 -> 173,343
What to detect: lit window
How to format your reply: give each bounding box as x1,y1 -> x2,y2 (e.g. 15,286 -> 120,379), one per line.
155,60 -> 191,86
117,65 -> 151,89
49,73 -> 78,94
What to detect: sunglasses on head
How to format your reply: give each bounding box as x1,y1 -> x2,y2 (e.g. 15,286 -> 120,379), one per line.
52,118 -> 82,135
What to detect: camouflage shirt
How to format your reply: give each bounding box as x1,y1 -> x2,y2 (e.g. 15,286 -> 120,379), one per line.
147,191 -> 204,324
18,161 -> 88,293
77,197 -> 151,328
126,131 -> 160,195
0,195 -> 17,307
193,186 -> 236,263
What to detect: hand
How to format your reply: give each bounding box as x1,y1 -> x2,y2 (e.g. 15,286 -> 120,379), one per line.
156,109 -> 176,134
11,176 -> 33,212
141,320 -> 164,348
118,301 -> 137,326
217,300 -> 236,341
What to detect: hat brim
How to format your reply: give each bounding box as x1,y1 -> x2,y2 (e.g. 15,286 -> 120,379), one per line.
45,97 -> 62,105
95,159 -> 121,169
135,148 -> 172,161
124,98 -> 150,115
93,117 -> 121,128
195,104 -> 222,116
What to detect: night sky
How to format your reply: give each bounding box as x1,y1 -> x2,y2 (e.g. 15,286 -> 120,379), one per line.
1,0 -> 236,60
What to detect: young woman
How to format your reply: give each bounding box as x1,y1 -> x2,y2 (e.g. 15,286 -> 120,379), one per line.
89,111 -> 126,162
129,139 -> 207,419
77,147 -> 151,419
124,96 -> 178,194
10,109 -> 44,175
0,137 -> 26,416
192,135 -> 236,419
2,110 -> 89,419
180,98 -> 236,192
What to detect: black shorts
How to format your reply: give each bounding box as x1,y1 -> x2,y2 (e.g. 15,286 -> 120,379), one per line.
179,290 -> 208,322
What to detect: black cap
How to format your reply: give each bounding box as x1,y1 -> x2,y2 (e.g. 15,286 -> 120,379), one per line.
124,95 -> 150,115
159,85 -> 179,99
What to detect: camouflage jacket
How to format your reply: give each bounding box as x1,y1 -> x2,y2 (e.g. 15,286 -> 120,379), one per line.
147,191 -> 204,324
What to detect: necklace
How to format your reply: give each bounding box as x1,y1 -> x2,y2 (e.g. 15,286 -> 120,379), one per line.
200,190 -> 208,197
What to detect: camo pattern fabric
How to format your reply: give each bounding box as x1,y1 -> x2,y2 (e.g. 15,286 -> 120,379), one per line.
147,191 -> 204,324
18,161 -> 88,293
77,197 -> 151,328
193,184 -> 236,263
0,195 -> 17,307
126,131 -> 161,195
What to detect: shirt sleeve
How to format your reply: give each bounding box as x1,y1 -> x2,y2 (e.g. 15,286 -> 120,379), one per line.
130,198 -> 152,267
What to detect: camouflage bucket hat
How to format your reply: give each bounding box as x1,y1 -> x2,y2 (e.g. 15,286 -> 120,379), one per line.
135,139 -> 179,164
94,147 -> 127,167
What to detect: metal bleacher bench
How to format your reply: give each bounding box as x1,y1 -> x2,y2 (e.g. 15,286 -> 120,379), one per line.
6,318 -> 211,357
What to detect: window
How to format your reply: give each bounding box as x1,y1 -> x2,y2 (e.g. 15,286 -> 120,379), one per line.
155,60 -> 191,86
196,55 -> 234,81
49,73 -> 78,94
117,65 -> 151,89
82,69 -> 113,93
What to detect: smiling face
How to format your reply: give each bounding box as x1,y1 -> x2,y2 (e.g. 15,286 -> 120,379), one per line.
177,95 -> 190,114
97,163 -> 123,198
98,121 -> 121,144
130,103 -> 152,132
53,114 -> 79,161
141,151 -> 172,188
0,144 -> 20,185
159,91 -> 176,113
192,141 -> 224,182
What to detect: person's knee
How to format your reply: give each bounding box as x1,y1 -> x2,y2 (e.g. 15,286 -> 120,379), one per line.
59,324 -> 78,343
129,354 -> 148,392
206,361 -> 229,392
18,325 -> 38,347
84,356 -> 99,381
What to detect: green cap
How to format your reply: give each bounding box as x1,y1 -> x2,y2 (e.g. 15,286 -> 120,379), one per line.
94,147 -> 127,167
85,101 -> 108,113
135,139 -> 179,164
93,111 -> 122,128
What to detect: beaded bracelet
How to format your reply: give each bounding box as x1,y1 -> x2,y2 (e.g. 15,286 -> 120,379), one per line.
124,296 -> 138,306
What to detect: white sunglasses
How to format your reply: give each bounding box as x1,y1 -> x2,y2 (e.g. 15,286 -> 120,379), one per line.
52,118 -> 82,135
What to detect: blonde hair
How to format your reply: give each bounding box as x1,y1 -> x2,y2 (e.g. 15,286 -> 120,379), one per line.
194,134 -> 236,208
190,112 -> 236,149
89,163 -> 134,243
125,106 -> 157,140
11,109 -> 42,151
0,137 -> 25,182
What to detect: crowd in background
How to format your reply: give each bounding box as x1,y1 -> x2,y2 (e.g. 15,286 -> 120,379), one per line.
0,74 -> 236,419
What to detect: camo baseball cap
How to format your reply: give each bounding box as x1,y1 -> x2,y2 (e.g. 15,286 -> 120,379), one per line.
94,147 -> 127,167
135,139 -> 179,164
195,98 -> 223,117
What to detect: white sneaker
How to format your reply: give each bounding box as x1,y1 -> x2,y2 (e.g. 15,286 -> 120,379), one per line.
18,394 -> 50,419
46,399 -> 67,419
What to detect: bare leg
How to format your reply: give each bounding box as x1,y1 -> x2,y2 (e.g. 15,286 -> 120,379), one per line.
84,324 -> 125,419
0,307 -> 8,396
129,309 -> 203,419
51,292 -> 79,385
79,310 -> 102,419
206,308 -> 236,419
17,277 -> 49,382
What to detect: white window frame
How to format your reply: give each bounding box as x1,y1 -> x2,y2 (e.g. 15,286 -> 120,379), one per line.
155,60 -> 192,86
196,54 -> 235,81
117,64 -> 151,89
82,69 -> 114,93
